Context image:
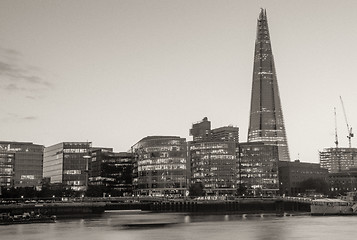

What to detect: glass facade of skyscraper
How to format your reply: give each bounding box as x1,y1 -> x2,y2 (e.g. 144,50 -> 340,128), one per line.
247,9 -> 290,162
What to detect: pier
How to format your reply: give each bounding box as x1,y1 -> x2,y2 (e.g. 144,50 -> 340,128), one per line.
0,197 -> 312,218
0,202 -> 106,218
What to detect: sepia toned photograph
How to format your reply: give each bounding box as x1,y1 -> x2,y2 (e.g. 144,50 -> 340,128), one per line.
1,1 -> 357,239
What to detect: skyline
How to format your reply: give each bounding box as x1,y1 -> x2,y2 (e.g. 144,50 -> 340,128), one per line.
1,1 -> 357,163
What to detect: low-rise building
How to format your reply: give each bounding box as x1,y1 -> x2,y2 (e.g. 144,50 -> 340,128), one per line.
278,160 -> 328,196
328,168 -> 357,195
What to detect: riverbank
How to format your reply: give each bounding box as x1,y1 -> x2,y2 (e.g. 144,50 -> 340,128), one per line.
0,198 -> 311,218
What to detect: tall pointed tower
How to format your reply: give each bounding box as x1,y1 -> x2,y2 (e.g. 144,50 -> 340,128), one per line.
247,9 -> 290,162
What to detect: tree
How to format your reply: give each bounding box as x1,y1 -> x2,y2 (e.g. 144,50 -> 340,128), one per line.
189,183 -> 205,197
299,178 -> 329,195
236,184 -> 248,196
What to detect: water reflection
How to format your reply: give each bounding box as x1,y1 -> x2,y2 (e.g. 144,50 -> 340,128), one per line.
1,212 -> 357,240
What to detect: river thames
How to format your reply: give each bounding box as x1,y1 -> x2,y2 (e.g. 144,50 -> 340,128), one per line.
2,211 -> 357,240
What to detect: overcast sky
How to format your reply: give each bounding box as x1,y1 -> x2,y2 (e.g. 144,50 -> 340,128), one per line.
1,0 -> 357,163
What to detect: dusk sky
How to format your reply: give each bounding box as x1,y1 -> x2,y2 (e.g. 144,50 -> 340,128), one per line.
1,1 -> 357,163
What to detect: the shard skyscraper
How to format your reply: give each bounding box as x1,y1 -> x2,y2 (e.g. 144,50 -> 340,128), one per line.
247,9 -> 290,162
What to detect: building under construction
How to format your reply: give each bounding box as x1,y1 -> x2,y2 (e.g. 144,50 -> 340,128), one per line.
319,147 -> 357,173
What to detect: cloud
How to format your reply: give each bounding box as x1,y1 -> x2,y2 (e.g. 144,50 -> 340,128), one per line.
0,47 -> 53,94
0,113 -> 38,122
22,116 -> 37,121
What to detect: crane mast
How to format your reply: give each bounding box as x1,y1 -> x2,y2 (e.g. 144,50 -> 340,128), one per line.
340,96 -> 354,148
334,107 -> 339,148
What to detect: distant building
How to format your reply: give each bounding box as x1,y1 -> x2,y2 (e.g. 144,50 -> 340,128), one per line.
189,117 -> 212,142
319,147 -> 357,173
43,142 -> 91,191
247,9 -> 290,162
189,141 -> 237,195
237,142 -> 279,196
0,141 -> 43,188
211,126 -> 239,143
189,117 -> 239,143
328,168 -> 357,194
131,136 -> 188,196
89,148 -> 133,196
278,160 -> 328,196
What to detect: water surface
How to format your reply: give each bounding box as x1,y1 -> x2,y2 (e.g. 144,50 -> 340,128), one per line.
2,211 -> 357,240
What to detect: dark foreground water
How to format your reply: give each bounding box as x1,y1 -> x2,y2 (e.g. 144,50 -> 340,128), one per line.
2,211 -> 357,240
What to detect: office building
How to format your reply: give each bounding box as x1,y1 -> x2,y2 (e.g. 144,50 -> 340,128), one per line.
329,168 -> 357,194
189,117 -> 212,142
190,117 -> 239,143
43,142 -> 91,191
189,141 -> 237,195
247,9 -> 290,162
0,141 -> 43,188
278,160 -> 328,196
89,148 -> 133,196
211,126 -> 239,143
131,136 -> 188,196
319,147 -> 357,173
237,142 -> 279,196
189,118 -> 238,195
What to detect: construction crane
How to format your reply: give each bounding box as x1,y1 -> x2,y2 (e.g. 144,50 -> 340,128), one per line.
334,107 -> 339,148
340,96 -> 354,148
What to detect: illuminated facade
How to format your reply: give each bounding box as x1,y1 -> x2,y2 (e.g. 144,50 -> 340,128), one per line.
190,142 -> 237,195
237,142 -> 279,196
189,118 -> 238,195
0,141 -> 43,188
319,147 -> 357,173
132,136 -> 188,196
43,142 -> 91,191
247,9 -> 290,162
0,152 -> 15,188
89,148 -> 133,196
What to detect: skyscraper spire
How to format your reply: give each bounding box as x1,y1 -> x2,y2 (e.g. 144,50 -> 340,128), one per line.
247,9 -> 290,162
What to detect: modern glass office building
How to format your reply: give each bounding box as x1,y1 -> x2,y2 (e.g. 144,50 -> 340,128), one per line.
0,141 -> 43,188
89,148 -> 133,196
189,118 -> 238,195
132,136 -> 188,196
190,141 -> 237,195
0,152 -> 15,188
247,9 -> 290,162
43,142 -> 91,191
237,142 -> 279,196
